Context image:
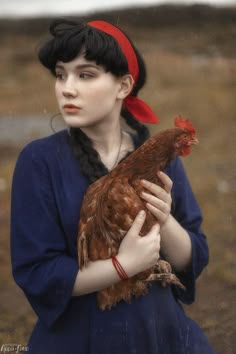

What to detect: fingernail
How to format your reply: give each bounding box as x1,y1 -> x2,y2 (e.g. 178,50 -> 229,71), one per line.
139,210 -> 145,217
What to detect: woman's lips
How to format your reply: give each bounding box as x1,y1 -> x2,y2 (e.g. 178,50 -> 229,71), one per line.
63,104 -> 81,113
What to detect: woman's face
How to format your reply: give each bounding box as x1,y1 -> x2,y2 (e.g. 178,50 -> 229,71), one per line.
55,55 -> 124,129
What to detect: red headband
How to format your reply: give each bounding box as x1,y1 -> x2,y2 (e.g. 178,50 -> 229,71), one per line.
87,21 -> 159,124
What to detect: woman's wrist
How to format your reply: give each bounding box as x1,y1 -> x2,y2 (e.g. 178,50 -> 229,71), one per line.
116,253 -> 135,278
111,256 -> 129,280
160,213 -> 172,233
160,214 -> 192,272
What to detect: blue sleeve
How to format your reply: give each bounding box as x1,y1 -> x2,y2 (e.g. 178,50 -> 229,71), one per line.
165,158 -> 209,304
10,143 -> 79,328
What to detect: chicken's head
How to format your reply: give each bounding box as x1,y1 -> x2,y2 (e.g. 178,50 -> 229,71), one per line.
174,116 -> 199,156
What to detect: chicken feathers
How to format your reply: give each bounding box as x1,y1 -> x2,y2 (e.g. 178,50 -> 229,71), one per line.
77,117 -> 198,310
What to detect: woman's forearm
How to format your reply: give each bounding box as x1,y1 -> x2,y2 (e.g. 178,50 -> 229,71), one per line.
160,214 -> 192,272
72,257 -> 123,297
73,212 -> 162,297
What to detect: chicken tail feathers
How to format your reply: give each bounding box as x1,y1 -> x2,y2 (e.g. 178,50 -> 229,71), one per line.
78,231 -> 89,269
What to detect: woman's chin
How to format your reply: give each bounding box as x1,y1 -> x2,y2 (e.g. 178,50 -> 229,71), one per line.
62,115 -> 85,128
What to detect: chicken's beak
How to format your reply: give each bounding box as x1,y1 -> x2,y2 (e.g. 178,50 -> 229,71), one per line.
189,137 -> 199,145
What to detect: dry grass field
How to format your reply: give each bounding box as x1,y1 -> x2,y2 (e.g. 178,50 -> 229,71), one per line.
0,5 -> 236,353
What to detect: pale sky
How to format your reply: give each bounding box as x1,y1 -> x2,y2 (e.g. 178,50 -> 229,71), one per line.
0,0 -> 235,18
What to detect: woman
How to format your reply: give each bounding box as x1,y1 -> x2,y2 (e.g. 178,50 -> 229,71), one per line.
10,19 -> 216,354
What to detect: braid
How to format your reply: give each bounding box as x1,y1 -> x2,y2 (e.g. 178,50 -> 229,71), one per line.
69,127 -> 109,184
68,112 -> 150,184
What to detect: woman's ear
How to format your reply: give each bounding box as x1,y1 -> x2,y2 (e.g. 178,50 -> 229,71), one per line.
117,74 -> 134,99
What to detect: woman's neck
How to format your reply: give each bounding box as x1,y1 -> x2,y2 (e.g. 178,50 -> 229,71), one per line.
79,119 -> 122,170
80,120 -> 134,170
81,120 -> 121,153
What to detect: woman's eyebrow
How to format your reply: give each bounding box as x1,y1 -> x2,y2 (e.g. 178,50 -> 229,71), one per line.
55,63 -> 100,70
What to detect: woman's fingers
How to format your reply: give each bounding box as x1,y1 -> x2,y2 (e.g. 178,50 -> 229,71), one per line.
157,171 -> 173,193
145,203 -> 168,223
128,210 -> 146,236
141,177 -> 171,204
140,173 -> 173,226
141,192 -> 170,213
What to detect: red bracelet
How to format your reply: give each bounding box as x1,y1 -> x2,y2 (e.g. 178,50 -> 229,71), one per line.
111,256 -> 129,280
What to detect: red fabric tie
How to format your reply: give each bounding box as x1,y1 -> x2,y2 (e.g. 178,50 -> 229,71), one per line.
125,96 -> 159,124
87,21 -> 159,124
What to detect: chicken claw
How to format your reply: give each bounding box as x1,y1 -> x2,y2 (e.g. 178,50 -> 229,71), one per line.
144,272 -> 186,290
144,259 -> 186,290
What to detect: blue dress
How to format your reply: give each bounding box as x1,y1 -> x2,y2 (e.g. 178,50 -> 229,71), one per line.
10,129 -> 216,354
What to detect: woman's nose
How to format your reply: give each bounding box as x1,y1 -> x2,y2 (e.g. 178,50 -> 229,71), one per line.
62,78 -> 77,98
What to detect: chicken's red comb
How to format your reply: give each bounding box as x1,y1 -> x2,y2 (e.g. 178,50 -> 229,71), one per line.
174,116 -> 196,135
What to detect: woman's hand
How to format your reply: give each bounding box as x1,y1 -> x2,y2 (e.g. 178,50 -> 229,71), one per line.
140,171 -> 173,227
117,210 -> 160,277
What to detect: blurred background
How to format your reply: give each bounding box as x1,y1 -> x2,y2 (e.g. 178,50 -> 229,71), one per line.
0,1 -> 236,353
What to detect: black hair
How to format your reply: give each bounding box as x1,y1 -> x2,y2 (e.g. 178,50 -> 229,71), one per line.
38,19 -> 150,183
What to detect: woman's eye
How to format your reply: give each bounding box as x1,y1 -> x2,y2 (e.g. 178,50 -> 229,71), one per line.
79,72 -> 93,79
55,72 -> 65,80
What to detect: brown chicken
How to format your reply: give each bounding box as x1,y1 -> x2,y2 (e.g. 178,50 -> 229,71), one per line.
77,117 -> 198,310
